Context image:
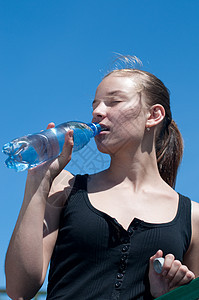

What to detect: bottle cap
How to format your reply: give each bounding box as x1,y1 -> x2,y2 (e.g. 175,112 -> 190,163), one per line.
153,257 -> 164,274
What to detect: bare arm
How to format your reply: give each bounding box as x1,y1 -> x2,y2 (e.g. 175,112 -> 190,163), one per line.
5,128 -> 74,300
183,200 -> 199,277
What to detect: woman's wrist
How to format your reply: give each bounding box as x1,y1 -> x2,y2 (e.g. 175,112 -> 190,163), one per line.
26,168 -> 53,200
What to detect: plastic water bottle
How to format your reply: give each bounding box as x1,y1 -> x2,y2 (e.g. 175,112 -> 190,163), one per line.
2,121 -> 101,172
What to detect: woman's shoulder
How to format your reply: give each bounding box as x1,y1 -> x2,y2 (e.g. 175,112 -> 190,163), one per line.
48,170 -> 75,206
51,170 -> 75,190
191,200 -> 199,224
189,200 -> 199,252
191,199 -> 199,208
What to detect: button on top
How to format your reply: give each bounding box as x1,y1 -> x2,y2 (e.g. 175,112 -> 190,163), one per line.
115,281 -> 122,288
128,227 -> 134,234
121,254 -> 127,262
117,273 -> 124,279
122,245 -> 129,252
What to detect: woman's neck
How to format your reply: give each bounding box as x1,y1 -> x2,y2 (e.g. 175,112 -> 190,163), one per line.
105,147 -> 164,192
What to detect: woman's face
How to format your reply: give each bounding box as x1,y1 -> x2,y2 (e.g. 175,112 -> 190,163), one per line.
92,74 -> 149,155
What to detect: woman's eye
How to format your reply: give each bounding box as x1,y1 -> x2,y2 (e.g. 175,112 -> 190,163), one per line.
109,100 -> 122,106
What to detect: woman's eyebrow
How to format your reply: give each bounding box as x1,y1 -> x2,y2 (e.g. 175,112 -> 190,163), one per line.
107,90 -> 127,96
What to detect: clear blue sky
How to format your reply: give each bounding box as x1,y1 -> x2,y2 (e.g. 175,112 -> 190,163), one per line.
0,0 -> 199,294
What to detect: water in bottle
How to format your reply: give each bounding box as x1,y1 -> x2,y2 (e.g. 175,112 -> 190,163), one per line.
2,121 -> 102,172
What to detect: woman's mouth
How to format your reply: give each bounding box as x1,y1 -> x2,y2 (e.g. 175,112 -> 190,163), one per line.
99,124 -> 110,132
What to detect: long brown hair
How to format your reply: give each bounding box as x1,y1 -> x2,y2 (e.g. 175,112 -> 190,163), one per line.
106,63 -> 183,188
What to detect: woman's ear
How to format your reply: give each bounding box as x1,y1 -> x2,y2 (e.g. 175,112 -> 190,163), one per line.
146,104 -> 165,128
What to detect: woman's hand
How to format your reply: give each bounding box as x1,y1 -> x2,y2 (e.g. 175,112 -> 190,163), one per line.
149,250 -> 195,298
28,122 -> 74,183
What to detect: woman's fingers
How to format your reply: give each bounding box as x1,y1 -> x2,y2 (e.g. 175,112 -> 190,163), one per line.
47,122 -> 55,129
160,255 -> 195,288
56,130 -> 74,169
61,130 -> 74,158
168,264 -> 195,289
161,254 -> 175,276
37,123 -> 74,178
45,122 -> 74,165
176,270 -> 195,286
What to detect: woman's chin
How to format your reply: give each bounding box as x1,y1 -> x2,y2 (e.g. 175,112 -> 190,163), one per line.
96,145 -> 110,154
96,142 -> 117,155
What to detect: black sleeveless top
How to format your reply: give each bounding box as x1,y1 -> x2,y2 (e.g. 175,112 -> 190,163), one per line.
47,175 -> 192,300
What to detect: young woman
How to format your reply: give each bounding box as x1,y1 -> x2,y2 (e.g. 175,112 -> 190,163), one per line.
5,64 -> 199,299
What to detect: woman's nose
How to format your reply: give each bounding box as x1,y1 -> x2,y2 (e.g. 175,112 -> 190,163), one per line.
92,102 -> 107,120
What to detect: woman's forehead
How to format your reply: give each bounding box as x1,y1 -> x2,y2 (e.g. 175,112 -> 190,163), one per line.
96,74 -> 138,96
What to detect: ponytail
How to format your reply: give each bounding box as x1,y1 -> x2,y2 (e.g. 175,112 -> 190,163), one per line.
156,120 -> 183,188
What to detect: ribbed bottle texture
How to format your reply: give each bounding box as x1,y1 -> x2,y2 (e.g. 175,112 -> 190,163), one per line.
2,121 -> 101,172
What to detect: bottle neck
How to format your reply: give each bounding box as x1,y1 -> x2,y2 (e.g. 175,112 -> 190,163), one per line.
86,123 -> 101,136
